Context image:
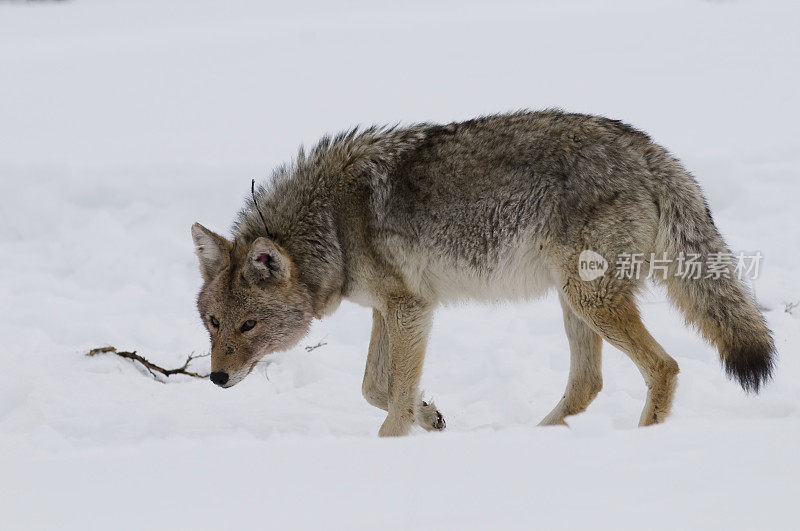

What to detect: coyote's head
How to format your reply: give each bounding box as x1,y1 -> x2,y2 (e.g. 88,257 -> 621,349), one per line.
191,223 -> 314,388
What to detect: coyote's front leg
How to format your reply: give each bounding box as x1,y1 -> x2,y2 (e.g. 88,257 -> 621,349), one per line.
375,295 -> 433,437
362,308 -> 445,432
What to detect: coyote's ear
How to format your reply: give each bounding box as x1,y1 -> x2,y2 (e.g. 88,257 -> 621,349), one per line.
245,237 -> 291,285
191,223 -> 232,281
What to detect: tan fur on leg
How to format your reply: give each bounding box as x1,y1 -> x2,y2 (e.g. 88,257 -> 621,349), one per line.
377,295 -> 433,437
539,293 -> 603,426
561,278 -> 679,426
362,309 -> 391,410
362,309 -> 445,431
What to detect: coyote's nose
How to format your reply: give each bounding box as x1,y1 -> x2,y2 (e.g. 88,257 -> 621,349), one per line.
210,372 -> 229,387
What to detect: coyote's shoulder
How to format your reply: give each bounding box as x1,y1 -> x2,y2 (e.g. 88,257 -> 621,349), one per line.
194,110 -> 774,435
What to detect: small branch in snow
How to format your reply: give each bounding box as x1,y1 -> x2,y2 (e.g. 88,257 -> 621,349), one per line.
304,341 -> 327,352
86,346 -> 209,381
785,301 -> 799,316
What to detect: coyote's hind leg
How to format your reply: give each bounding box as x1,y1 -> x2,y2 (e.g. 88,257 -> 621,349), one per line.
561,279 -> 679,426
539,293 -> 603,426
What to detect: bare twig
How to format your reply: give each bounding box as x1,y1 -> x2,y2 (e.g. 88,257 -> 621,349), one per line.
87,346 -> 210,381
304,341 -> 327,352
785,301 -> 799,316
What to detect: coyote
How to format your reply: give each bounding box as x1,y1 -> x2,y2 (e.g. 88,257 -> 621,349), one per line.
192,110 -> 774,436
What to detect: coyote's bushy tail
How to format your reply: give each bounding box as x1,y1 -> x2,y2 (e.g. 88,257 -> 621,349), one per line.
650,150 -> 775,392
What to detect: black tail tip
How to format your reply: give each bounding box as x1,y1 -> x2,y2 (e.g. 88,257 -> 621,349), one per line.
723,341 -> 776,394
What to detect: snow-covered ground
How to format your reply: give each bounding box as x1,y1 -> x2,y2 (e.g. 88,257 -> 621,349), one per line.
1,1 -> 799,529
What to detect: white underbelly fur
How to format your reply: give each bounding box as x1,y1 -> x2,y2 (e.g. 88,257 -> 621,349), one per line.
400,239 -> 555,305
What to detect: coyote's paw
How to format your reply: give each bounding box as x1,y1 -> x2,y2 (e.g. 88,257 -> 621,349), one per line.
417,400 -> 446,431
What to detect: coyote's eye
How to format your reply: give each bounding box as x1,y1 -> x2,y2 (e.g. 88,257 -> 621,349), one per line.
240,320 -> 256,333
209,316 -> 220,328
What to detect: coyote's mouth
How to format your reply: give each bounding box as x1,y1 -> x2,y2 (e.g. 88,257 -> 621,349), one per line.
218,360 -> 260,388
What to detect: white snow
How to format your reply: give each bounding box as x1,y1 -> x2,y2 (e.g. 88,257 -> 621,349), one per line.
1,1 -> 799,529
